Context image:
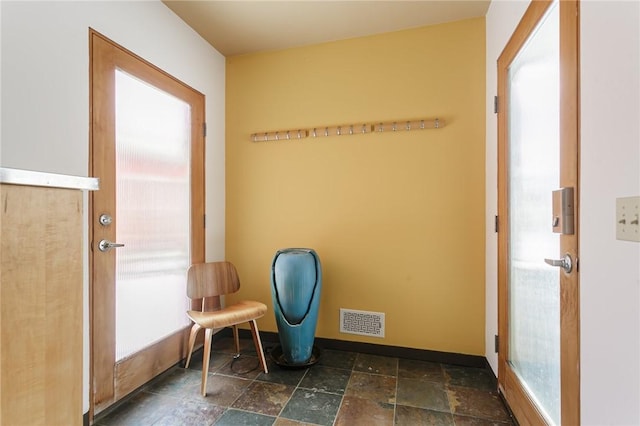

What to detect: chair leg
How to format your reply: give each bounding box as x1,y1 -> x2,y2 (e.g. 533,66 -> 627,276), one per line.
201,327 -> 213,397
249,319 -> 268,374
184,323 -> 202,369
232,324 -> 240,356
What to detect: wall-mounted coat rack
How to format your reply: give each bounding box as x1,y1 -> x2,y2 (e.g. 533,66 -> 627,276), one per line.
251,118 -> 444,142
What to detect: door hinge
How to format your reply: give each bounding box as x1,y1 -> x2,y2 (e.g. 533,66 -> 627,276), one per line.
203,122 -> 207,137
203,214 -> 206,228
495,334 -> 499,353
494,95 -> 499,114
495,215 -> 499,233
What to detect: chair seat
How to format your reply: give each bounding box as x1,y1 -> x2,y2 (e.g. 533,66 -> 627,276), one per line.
187,300 -> 267,329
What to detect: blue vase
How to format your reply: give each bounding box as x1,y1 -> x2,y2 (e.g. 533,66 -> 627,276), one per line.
271,248 -> 322,365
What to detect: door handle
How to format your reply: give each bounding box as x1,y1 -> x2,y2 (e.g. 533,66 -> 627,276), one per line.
98,239 -> 125,252
544,253 -> 573,274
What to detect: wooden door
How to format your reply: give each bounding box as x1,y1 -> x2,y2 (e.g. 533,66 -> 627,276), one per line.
89,30 -> 205,415
497,1 -> 580,424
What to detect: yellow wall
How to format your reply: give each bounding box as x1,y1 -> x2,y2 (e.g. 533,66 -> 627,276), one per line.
225,17 -> 486,355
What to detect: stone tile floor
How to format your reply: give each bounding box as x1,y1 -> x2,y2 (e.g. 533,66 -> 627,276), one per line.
95,337 -> 515,425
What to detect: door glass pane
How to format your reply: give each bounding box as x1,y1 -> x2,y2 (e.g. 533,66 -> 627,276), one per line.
507,2 -> 560,424
115,70 -> 191,360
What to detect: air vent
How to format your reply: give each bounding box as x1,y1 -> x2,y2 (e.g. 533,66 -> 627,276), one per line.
340,308 -> 385,338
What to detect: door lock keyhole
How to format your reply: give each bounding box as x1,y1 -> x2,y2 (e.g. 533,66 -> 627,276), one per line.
99,214 -> 112,226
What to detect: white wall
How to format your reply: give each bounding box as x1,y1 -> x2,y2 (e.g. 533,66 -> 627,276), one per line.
580,1 -> 640,424
0,0 -> 226,415
486,1 -> 640,424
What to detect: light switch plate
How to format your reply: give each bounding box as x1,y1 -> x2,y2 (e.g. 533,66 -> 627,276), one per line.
616,196 -> 640,242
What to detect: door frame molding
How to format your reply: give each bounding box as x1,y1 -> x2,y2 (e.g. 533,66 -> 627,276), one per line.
497,1 -> 580,424
88,28 -> 205,417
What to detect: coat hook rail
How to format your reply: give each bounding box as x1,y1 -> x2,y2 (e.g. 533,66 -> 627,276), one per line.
252,129 -> 309,142
251,118 -> 444,142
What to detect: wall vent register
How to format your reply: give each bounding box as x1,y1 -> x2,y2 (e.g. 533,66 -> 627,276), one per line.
340,308 -> 385,338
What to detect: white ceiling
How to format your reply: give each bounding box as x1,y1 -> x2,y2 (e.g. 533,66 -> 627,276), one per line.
162,1 -> 491,57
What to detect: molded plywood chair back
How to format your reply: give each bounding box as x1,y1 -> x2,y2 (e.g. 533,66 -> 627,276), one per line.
184,261 -> 268,396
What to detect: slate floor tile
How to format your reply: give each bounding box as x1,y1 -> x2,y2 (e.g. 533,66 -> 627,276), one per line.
298,365 -> 351,394
345,371 -> 397,404
443,364 -> 497,391
354,353 -> 398,376
214,408 -> 275,426
397,377 -> 451,412
395,404 -> 455,426
152,399 -> 225,426
279,388 -> 342,426
96,391 -> 180,426
231,381 -> 295,416
145,367 -> 202,398
256,360 -> 308,386
453,414 -> 514,425
316,349 -> 357,370
334,395 -> 395,426
198,374 -> 251,406
216,354 -> 263,380
185,350 -> 233,373
398,358 -> 446,383
273,418 -> 316,426
447,386 -> 512,423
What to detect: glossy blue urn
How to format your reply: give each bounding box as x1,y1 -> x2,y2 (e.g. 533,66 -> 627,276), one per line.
271,248 -> 322,365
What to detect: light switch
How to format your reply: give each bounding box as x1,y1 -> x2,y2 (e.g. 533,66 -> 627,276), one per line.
616,196 -> 640,242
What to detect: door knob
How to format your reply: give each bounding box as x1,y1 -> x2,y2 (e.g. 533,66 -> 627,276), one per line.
98,239 -> 125,252
544,253 -> 573,274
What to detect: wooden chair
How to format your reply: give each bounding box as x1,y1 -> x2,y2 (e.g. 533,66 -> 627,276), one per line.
184,261 -> 268,396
